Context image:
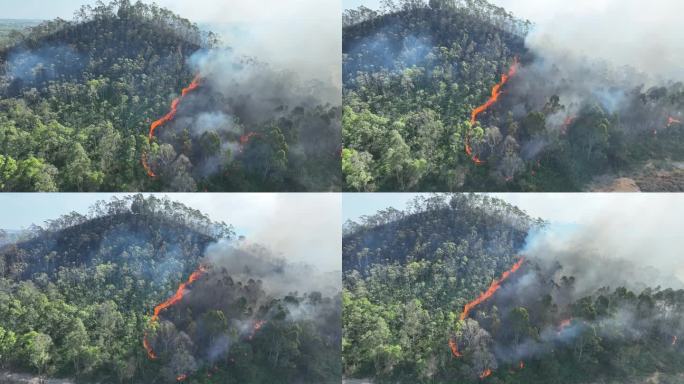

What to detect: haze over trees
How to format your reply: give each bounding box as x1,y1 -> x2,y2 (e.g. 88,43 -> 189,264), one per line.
343,194 -> 684,383
0,195 -> 341,383
0,0 -> 340,192
342,0 -> 684,192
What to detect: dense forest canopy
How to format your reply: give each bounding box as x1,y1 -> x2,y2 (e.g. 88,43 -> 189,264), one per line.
343,194 -> 684,383
0,195 -> 341,383
0,0 -> 340,192
342,0 -> 684,192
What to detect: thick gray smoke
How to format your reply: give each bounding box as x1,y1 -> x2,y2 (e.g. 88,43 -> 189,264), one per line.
171,0 -> 341,91
521,199 -> 684,298
495,0 -> 684,82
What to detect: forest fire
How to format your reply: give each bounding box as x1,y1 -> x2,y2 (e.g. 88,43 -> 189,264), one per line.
239,132 -> 261,153
176,374 -> 188,381
557,318 -> 572,334
561,116 -> 575,135
464,57 -> 520,165
673,335 -> 678,346
142,76 -> 202,177
248,319 -> 267,340
143,265 -> 208,360
459,257 -> 525,321
479,368 -> 492,379
668,116 -> 682,127
449,338 -> 462,357
142,336 -> 156,360
519,361 -> 524,369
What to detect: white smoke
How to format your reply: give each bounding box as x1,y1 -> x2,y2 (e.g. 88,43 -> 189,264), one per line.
493,0 -> 684,82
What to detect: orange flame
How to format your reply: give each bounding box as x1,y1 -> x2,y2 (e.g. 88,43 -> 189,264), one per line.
519,360 -> 524,369
248,319 -> 267,340
480,368 -> 492,379
143,336 -> 157,360
449,338 -> 462,358
465,57 -> 519,165
459,258 -> 525,321
177,374 -> 188,381
143,266 -> 208,360
673,335 -> 678,346
557,318 -> 572,335
668,116 -> 682,127
239,132 -> 261,153
142,76 -> 202,177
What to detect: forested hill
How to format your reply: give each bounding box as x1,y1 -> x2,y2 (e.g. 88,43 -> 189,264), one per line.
0,0 -> 208,192
342,195 -> 684,383
0,194 -> 230,283
343,194 -> 534,273
342,0 -> 684,192
0,195 -> 341,383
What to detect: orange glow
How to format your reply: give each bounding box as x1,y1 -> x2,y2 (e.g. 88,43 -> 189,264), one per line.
561,116 -> 575,135
465,58 -> 519,165
673,335 -> 678,346
557,318 -> 572,335
152,266 -> 207,322
248,319 -> 267,340
459,258 -> 525,321
177,374 -> 188,381
480,368 -> 492,379
239,132 -> 261,153
143,335 -> 157,360
143,266 -> 208,360
668,116 -> 682,127
142,76 -> 202,177
449,338 -> 462,358
519,360 -> 524,369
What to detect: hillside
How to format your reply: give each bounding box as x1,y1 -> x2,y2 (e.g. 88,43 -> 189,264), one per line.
0,0 -> 340,192
0,195 -> 341,383
342,194 -> 684,383
342,0 -> 684,192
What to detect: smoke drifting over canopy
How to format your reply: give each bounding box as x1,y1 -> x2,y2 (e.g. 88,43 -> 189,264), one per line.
494,0 -> 684,82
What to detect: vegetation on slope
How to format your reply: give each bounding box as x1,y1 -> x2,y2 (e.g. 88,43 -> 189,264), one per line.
342,194 -> 684,383
342,0 -> 684,191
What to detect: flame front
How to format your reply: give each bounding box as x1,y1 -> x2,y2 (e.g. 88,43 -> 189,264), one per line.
248,319 -> 267,340
668,116 -> 682,127
459,258 -> 525,321
143,266 -> 208,360
142,336 -> 156,360
177,374 -> 188,381
465,57 -> 519,165
142,76 -> 202,177
673,335 -> 678,346
479,368 -> 492,379
448,337 -> 462,357
519,360 -> 524,369
450,258 -> 524,359
557,318 -> 572,335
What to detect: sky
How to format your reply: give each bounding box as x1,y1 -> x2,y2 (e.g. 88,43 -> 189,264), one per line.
0,0 -> 341,86
343,193 -> 684,282
0,193 -> 341,272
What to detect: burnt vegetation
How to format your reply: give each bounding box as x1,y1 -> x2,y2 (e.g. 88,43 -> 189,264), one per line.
342,0 -> 684,192
0,195 -> 341,383
342,194 -> 684,383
